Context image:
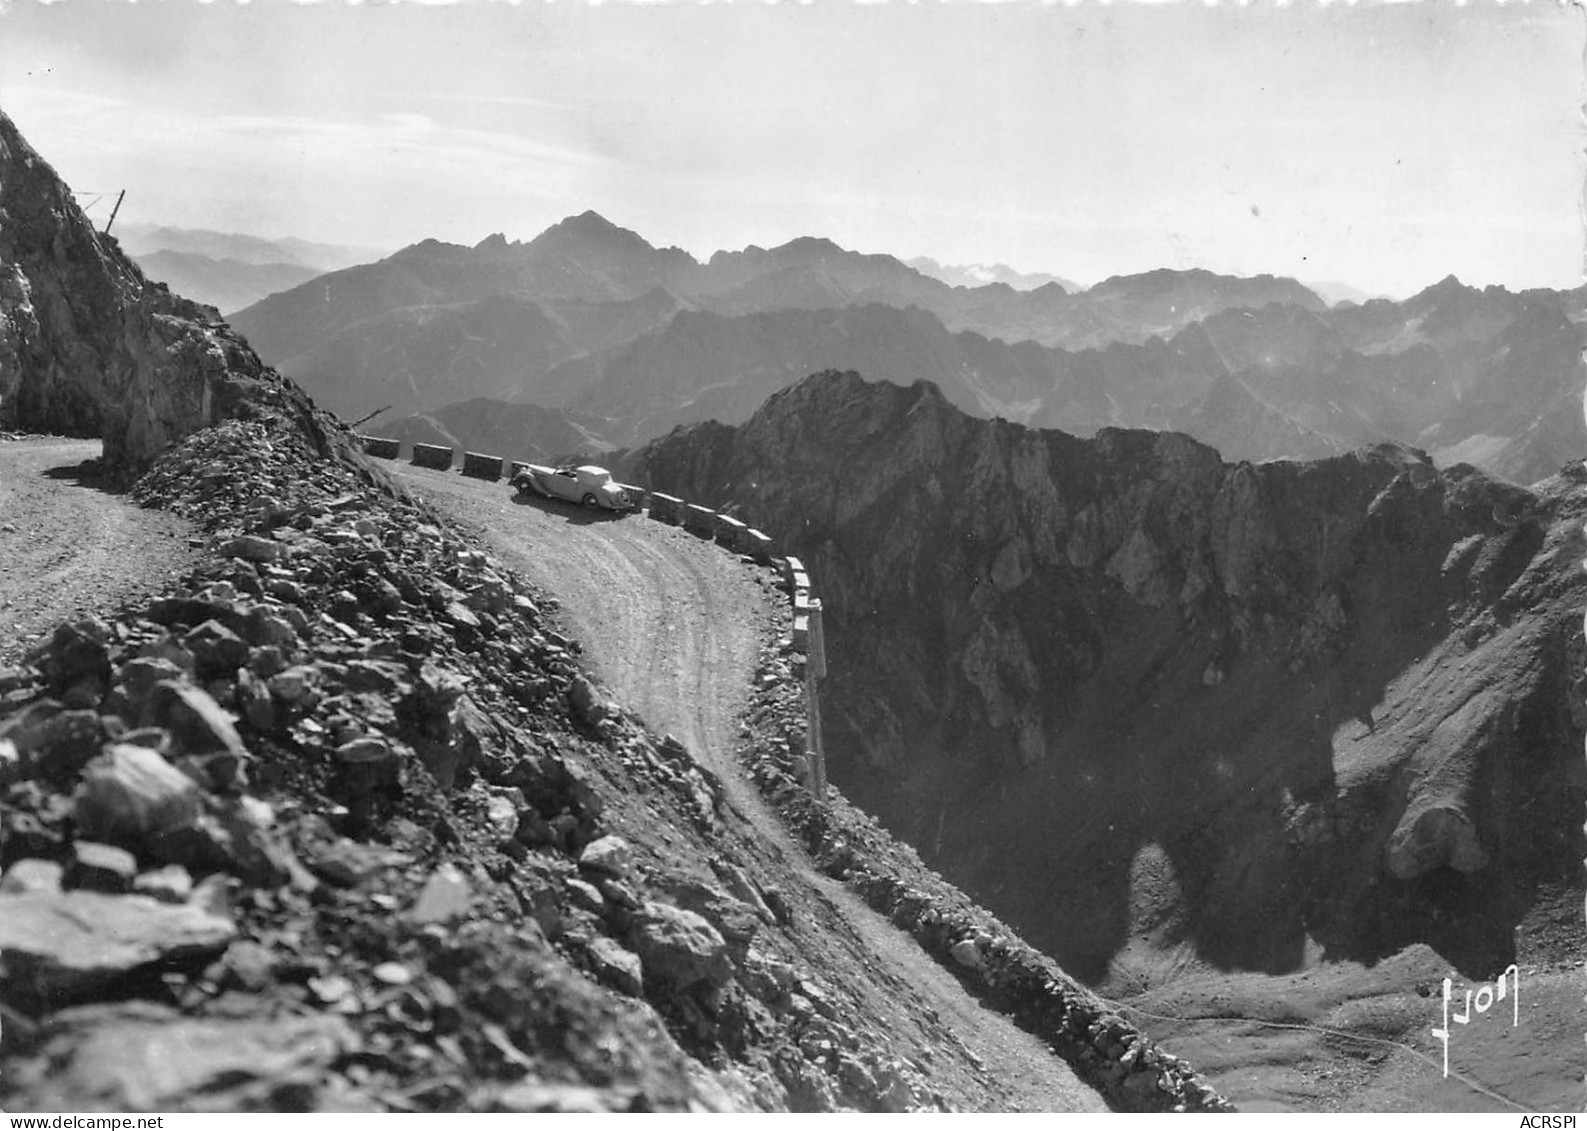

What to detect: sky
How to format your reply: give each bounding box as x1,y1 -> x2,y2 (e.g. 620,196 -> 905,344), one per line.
0,0 -> 1582,298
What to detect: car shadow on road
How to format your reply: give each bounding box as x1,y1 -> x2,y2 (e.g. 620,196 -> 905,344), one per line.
40,457 -> 128,496
507,489 -> 632,526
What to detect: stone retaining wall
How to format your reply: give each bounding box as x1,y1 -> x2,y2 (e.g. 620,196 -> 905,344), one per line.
715,514 -> 748,554
648,493 -> 684,525
461,451 -> 504,481
359,435 -> 400,459
744,529 -> 774,564
683,503 -> 717,537
411,442 -> 452,470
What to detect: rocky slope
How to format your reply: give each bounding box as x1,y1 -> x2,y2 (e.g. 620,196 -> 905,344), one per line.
627,370 -> 1587,988
0,111 -> 325,477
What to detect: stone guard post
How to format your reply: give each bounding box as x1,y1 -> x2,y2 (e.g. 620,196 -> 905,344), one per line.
806,597 -> 827,800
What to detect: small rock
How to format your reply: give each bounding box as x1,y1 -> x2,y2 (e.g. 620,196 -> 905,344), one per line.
308,974 -> 354,1006
597,876 -> 642,911
466,580 -> 511,616
34,710 -> 104,777
145,803 -> 309,891
491,1082 -> 617,1114
372,962 -> 413,986
38,620 -> 111,695
309,838 -> 407,887
146,681 -> 249,761
404,863 -> 472,925
653,873 -> 761,954
0,737 -> 20,785
220,535 -> 282,564
483,794 -> 519,842
0,699 -> 63,757
244,609 -> 299,650
714,862 -> 777,925
7,1003 -> 355,1111
0,890 -> 235,1005
0,858 -> 65,895
584,936 -> 644,996
627,901 -> 732,990
132,864 -> 193,904
263,577 -> 304,604
216,939 -> 275,992
246,645 -> 288,678
568,676 -> 610,724
267,665 -> 317,704
566,877 -> 606,915
949,938 -> 985,971
183,620 -> 250,677
68,841 -> 138,893
73,744 -> 205,846
578,834 -> 633,879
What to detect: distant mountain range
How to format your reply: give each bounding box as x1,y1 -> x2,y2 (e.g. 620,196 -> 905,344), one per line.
114,224 -> 386,315
907,256 -> 1080,292
220,210 -> 1586,486
114,224 -> 385,271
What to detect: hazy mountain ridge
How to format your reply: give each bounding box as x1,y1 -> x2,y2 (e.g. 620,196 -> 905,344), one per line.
226,212 -> 1584,485
131,250 -> 323,317
228,212 -> 1330,416
908,256 -> 1080,292
114,223 -> 384,272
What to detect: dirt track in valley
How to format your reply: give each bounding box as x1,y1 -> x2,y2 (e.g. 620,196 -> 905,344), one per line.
393,460 -> 1108,1112
0,438 -> 195,666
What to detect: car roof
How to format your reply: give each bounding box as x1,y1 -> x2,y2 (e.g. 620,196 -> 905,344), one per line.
576,465 -> 611,477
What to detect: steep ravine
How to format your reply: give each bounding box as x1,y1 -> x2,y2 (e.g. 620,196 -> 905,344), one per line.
626,371 -> 1587,1094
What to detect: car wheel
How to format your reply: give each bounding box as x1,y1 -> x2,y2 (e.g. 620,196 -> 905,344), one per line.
581,493 -> 599,509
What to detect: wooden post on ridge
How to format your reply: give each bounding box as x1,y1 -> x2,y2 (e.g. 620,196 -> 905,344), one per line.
103,190 -> 125,235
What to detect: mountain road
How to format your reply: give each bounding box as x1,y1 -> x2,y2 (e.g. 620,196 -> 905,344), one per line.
391,459 -> 1108,1113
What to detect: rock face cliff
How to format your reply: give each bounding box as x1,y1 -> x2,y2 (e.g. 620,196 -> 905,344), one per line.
0,110 -> 322,474
629,370 -> 1587,983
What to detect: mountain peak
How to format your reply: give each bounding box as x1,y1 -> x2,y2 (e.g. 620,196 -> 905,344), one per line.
546,210 -> 627,238
527,211 -> 664,259
774,235 -> 844,256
